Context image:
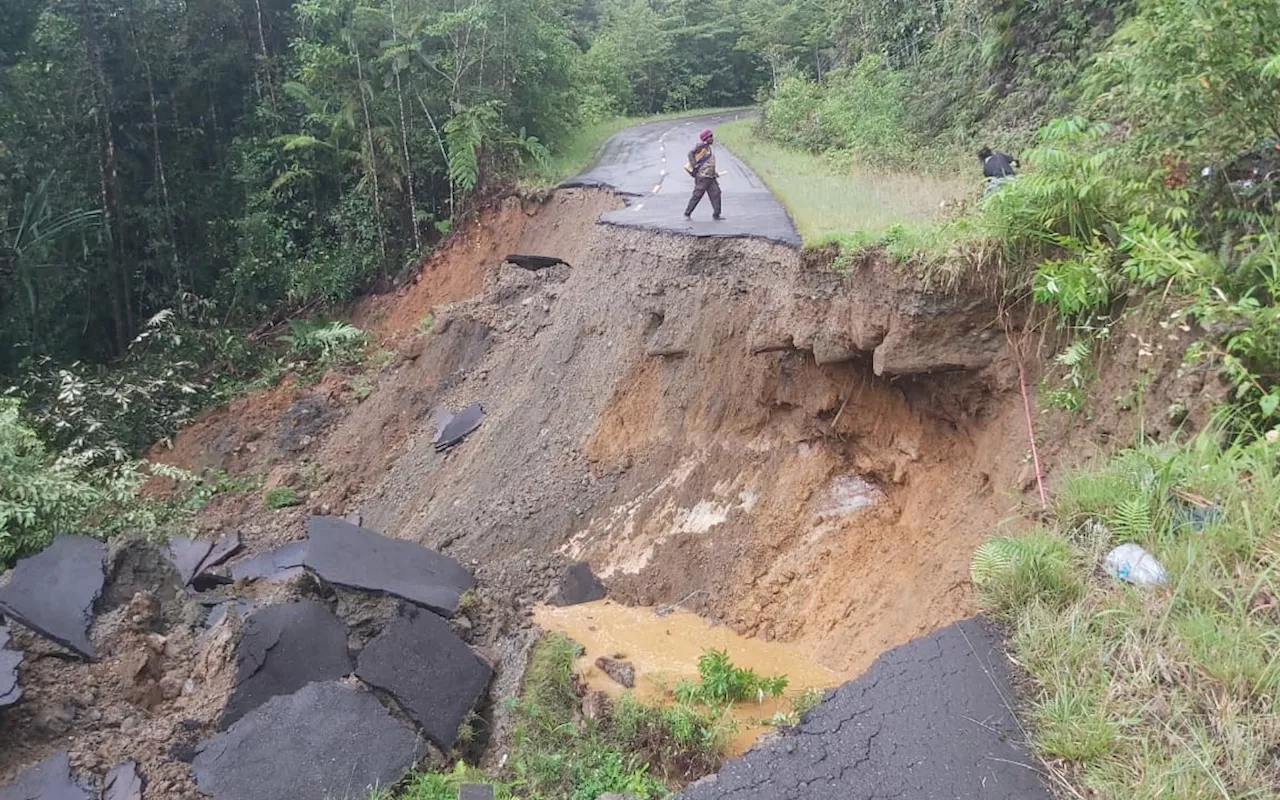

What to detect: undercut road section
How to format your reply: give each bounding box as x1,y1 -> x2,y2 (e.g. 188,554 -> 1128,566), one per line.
676,617 -> 1053,800
565,111 -> 802,247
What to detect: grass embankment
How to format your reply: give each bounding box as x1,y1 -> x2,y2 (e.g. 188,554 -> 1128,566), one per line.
714,119 -> 970,249
525,108 -> 750,188
383,633 -> 732,800
974,431 -> 1280,798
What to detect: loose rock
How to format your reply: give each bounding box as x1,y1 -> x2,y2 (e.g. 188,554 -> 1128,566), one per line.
355,610 -> 493,750
552,561 -> 607,606
0,535 -> 106,659
193,682 -> 423,800
304,517 -> 474,616
220,600 -> 353,728
594,656 -> 635,688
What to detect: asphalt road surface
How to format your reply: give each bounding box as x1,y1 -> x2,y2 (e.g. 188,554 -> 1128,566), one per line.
564,111 -> 802,247
677,617 -> 1054,800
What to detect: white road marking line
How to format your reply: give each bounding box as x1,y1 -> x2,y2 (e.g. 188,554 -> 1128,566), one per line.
651,184 -> 661,193
633,203 -> 644,211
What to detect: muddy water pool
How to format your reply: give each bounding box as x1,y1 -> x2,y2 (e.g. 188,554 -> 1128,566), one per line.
532,600 -> 846,755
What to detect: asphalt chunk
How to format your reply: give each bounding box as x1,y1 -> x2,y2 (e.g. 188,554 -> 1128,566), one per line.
304,516 -> 474,616
434,403 -> 484,450
197,530 -> 243,575
0,752 -> 92,800
675,617 -> 1052,800
0,624 -> 22,707
193,682 -> 423,800
228,540 -> 307,583
167,536 -> 214,586
504,254 -> 570,271
552,561 -> 607,606
0,535 -> 107,659
220,600 -> 353,728
355,611 -> 492,751
102,761 -> 144,800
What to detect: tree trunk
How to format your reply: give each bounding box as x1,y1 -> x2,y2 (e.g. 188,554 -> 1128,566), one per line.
391,0 -> 421,250
79,0 -> 130,354
125,0 -> 180,287
352,41 -> 388,264
253,0 -> 278,111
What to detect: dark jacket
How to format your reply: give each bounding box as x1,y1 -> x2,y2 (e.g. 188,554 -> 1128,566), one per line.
983,152 -> 1017,178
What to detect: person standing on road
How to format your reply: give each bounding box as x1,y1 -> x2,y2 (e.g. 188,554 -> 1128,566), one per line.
684,129 -> 723,221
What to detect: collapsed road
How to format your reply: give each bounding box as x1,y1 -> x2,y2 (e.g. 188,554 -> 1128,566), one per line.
1,112 -> 1056,799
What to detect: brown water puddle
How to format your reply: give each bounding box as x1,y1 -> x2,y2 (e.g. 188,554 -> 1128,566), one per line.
532,600 -> 845,755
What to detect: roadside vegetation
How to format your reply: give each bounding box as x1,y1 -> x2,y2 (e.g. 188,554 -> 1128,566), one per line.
714,120 -> 968,248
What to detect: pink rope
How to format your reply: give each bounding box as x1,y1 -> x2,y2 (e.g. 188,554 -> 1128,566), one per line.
1017,358 -> 1049,508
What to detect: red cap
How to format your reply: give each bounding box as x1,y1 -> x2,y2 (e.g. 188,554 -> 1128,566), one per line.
700,129 -> 713,142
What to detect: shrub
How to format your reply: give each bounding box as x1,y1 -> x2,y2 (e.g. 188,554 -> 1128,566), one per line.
0,398 -> 199,564
762,57 -> 916,168
673,649 -> 788,706
263,486 -> 300,510
970,531 -> 1084,614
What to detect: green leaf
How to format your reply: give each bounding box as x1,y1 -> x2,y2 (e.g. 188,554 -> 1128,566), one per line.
1260,392 -> 1279,417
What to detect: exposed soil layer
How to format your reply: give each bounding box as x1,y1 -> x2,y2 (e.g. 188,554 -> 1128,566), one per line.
1,187 -> 1225,791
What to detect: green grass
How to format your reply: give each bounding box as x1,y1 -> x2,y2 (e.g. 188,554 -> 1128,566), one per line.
714,119 -> 970,248
972,429 -> 1280,798
263,486 -> 300,510
524,107 -> 751,188
386,633 -> 731,800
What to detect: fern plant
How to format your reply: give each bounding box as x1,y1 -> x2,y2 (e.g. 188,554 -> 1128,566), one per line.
971,532 -> 1083,614
1109,496 -> 1155,543
277,319 -> 367,365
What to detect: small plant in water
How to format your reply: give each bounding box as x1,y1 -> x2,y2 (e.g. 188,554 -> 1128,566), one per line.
674,649 -> 789,706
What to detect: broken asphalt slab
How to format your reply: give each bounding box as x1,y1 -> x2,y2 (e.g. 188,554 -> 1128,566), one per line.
304,516 -> 474,616
167,536 -> 214,585
190,531 -> 243,591
220,600 -> 353,728
504,254 -> 570,271
355,610 -> 493,750
102,761 -> 144,800
0,752 -> 92,800
0,535 -> 107,659
433,402 -> 484,450
228,540 -> 306,583
1,624 -> 22,707
676,617 -> 1052,800
193,681 -> 423,800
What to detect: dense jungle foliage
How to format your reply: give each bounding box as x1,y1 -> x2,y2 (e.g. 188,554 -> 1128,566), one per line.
0,0 -> 771,379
